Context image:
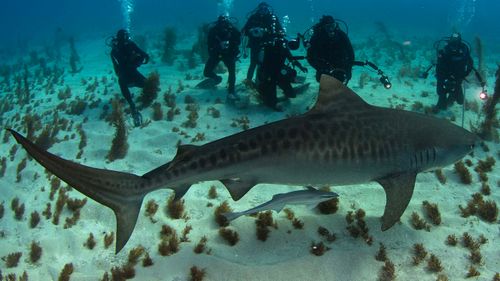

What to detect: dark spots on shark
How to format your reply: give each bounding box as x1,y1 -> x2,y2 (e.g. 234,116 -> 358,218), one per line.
271,140 -> 279,152
264,131 -> 272,140
294,140 -> 301,150
239,142 -> 250,152
190,161 -> 198,170
249,139 -> 258,149
209,154 -> 217,166
318,123 -> 327,133
219,149 -> 227,160
172,169 -> 179,177
277,128 -> 285,138
282,140 -> 291,150
199,158 -> 206,168
261,145 -> 268,154
288,128 -> 298,139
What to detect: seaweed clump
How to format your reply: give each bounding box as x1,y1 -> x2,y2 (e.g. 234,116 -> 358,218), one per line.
161,27 -> 177,65
422,201 -> 441,225
255,211 -> 277,241
214,201 -> 232,227
218,227 -> 239,246
106,99 -> 128,161
58,263 -> 74,281
454,161 -> 472,184
166,195 -> 186,220
478,65 -> 500,141
459,193 -> 498,222
138,71 -> 160,109
345,209 -> 373,245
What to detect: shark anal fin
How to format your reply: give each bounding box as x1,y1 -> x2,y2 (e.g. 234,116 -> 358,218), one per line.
221,179 -> 256,201
376,172 -> 417,231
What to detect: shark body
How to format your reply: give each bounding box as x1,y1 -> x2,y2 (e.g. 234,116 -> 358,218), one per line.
222,186 -> 339,221
9,75 -> 477,253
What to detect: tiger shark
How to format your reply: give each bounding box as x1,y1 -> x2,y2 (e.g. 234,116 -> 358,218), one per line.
8,75 -> 477,253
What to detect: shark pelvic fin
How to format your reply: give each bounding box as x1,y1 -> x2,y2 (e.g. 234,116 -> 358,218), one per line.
8,129 -> 147,254
310,75 -> 369,113
377,172 -> 416,231
221,179 -> 256,201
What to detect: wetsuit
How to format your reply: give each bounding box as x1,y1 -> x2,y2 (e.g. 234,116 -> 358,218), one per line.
435,42 -> 473,110
307,21 -> 354,83
111,38 -> 149,125
203,19 -> 241,94
242,10 -> 283,81
256,38 -> 304,110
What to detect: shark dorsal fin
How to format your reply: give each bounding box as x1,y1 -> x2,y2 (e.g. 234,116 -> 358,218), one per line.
305,186 -> 316,191
309,75 -> 369,114
168,144 -> 199,170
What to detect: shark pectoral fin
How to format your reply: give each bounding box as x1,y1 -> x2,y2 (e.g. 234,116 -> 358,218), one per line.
220,179 -> 256,201
376,172 -> 417,231
114,198 -> 143,254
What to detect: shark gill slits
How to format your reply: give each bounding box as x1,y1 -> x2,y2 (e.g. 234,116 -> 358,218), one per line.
432,147 -> 437,163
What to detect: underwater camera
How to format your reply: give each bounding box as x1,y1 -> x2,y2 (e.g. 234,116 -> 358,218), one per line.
287,33 -> 301,50
380,74 -> 392,89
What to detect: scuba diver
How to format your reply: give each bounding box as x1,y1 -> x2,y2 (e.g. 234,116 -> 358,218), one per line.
421,32 -> 485,111
202,15 -> 241,101
110,29 -> 150,127
302,15 -> 391,89
306,15 -> 354,83
256,33 -> 308,111
242,2 -> 284,85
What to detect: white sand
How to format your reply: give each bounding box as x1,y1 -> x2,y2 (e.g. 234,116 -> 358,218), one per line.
0,33 -> 499,281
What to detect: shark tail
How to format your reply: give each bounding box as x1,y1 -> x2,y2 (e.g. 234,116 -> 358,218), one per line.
8,129 -> 148,254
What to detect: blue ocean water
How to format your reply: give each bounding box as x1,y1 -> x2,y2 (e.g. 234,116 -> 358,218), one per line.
1,0 -> 499,48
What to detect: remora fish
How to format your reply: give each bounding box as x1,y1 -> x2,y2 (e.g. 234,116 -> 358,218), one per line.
222,186 -> 339,221
8,75 -> 477,253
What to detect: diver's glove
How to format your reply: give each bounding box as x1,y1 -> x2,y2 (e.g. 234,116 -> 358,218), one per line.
293,61 -> 308,73
132,111 -> 143,127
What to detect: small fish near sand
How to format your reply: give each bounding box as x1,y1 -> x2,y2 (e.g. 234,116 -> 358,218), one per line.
222,186 -> 339,221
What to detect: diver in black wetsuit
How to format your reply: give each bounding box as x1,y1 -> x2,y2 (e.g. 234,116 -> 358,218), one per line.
306,15 -> 354,84
256,34 -> 307,111
203,15 -> 241,100
242,2 -> 284,85
421,32 -> 485,111
110,29 -> 150,126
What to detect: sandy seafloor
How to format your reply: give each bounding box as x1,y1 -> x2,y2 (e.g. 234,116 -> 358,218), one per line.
0,31 -> 499,281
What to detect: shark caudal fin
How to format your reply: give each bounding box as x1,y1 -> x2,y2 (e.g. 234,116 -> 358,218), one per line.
8,129 -> 148,253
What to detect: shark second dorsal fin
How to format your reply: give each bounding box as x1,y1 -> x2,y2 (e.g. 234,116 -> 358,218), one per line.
377,172 -> 417,231
309,75 -> 369,114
